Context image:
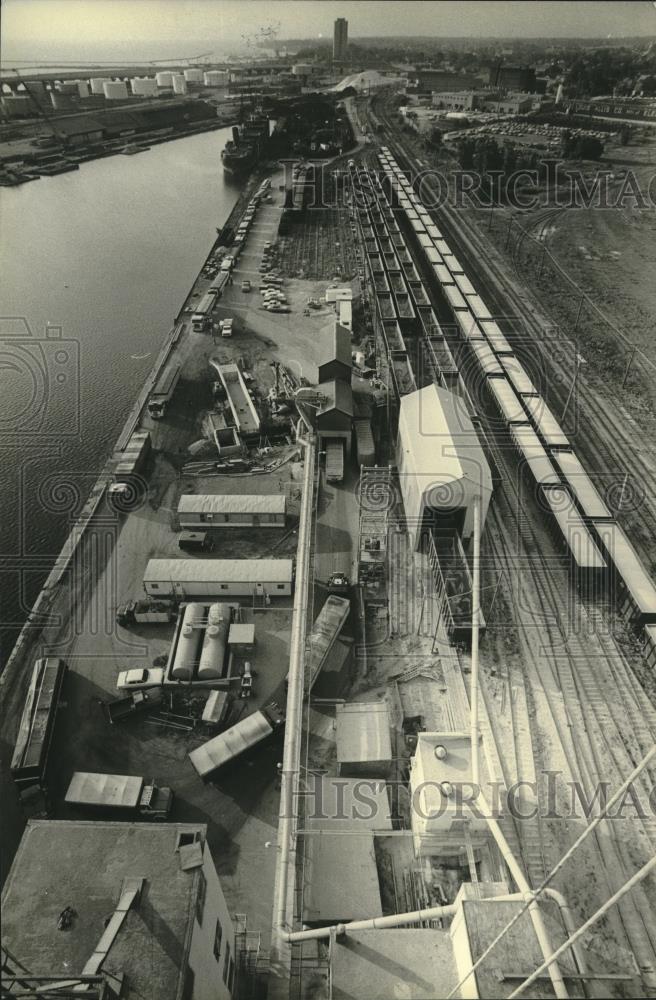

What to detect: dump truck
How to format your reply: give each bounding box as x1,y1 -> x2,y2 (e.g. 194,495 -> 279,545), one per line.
64,772 -> 174,819
189,701 -> 285,778
325,439 -> 344,483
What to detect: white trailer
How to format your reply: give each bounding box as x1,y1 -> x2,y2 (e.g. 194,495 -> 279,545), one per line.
143,558 -> 294,598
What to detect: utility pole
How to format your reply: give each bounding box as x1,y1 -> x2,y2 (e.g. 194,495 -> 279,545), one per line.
561,352 -> 586,424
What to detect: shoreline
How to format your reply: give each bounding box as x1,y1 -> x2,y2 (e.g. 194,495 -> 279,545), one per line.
0,160 -> 267,694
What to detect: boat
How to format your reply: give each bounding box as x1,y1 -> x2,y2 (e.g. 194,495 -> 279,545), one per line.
121,143 -> 151,155
221,115 -> 271,176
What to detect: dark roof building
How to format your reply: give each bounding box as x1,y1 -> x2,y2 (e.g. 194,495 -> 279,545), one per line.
2,821 -> 237,1000
318,322 -> 352,385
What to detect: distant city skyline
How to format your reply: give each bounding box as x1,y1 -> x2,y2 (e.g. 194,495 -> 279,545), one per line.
2,0 -> 655,65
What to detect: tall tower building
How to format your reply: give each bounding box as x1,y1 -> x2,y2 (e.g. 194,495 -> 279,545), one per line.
333,17 -> 348,62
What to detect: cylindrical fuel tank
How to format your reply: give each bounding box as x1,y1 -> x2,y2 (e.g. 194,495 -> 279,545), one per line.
197,603 -> 231,680
171,602 -> 204,680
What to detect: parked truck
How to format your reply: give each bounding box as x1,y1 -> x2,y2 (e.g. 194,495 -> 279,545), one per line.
189,701 -> 285,778
325,439 -> 345,483
116,599 -> 175,627
147,362 -> 181,419
65,771 -> 174,819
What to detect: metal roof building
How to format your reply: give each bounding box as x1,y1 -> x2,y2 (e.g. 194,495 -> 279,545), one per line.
177,493 -> 286,527
396,384 -> 492,549
143,558 -> 294,597
336,702 -> 392,778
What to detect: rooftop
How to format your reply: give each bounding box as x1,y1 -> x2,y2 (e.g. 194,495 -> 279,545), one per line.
302,830 -> 382,925
144,557 -> 293,582
318,321 -> 352,371
1,821 -> 206,1000
336,702 -> 392,765
318,379 -> 354,419
330,928 -> 457,1000
178,493 -> 286,515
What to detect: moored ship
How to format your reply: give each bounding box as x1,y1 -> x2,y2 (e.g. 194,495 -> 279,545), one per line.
221,115 -> 271,175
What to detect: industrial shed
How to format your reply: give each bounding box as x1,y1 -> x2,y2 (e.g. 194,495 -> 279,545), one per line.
177,493 -> 286,528
318,322 -> 352,384
396,384 -> 492,549
336,702 -> 392,778
317,380 -> 353,456
143,558 -> 293,598
302,830 -> 382,925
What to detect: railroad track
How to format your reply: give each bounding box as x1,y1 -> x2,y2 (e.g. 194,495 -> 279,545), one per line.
375,102 -> 656,562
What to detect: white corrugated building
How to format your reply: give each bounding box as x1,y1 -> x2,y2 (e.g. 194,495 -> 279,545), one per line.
397,384 -> 492,549
336,702 -> 392,778
177,494 -> 286,528
143,558 -> 293,597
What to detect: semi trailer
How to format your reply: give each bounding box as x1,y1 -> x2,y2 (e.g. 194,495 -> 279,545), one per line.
65,772 -> 174,819
189,701 -> 285,778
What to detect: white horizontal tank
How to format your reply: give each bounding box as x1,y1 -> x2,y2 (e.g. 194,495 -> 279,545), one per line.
184,68 -> 204,83
171,602 -> 205,680
103,80 -> 128,100
197,603 -> 231,680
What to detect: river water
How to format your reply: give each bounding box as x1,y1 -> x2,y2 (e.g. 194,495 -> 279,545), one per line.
0,127 -> 241,665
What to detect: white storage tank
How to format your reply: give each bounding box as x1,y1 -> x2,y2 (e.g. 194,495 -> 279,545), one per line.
184,68 -> 203,83
197,603 -> 231,681
171,603 -> 204,680
77,80 -> 90,98
204,70 -> 228,86
131,77 -> 158,97
103,80 -> 128,100
156,71 -> 175,88
90,77 -> 110,95
172,74 -> 187,95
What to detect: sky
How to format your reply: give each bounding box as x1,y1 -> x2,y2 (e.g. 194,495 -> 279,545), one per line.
2,0 -> 655,64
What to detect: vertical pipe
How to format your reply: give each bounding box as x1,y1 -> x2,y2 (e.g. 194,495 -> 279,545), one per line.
470,493 -> 481,788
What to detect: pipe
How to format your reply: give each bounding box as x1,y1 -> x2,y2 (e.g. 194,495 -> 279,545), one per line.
509,855 -> 656,999
446,744 -> 656,999
476,792 -> 570,1000
284,903 -> 458,943
270,430 -> 316,962
470,493 -> 481,788
542,889 -> 589,980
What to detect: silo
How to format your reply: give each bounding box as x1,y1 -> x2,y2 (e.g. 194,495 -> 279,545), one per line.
197,603 -> 231,680
172,74 -> 187,95
77,80 -> 90,98
184,68 -> 204,84
171,602 -> 204,680
156,71 -> 175,88
103,80 -> 128,100
204,70 -> 227,86
131,76 -> 158,97
90,77 -> 110,95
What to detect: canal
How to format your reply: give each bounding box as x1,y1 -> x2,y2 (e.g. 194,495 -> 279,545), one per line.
0,126 -> 241,665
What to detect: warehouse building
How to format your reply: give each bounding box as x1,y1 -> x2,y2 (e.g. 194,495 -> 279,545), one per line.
143,558 -> 294,598
318,322 -> 352,384
178,494 -> 286,528
336,701 -> 392,778
1,820 -> 236,1000
397,384 -> 492,550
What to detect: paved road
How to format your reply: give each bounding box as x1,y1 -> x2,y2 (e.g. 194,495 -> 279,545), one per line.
313,464 -> 360,586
